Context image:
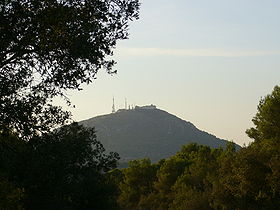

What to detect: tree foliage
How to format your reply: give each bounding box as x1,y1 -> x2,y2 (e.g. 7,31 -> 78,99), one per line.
115,142 -> 280,210
0,132 -> 25,209
116,144 -> 225,210
0,0 -> 140,137
0,123 -> 120,209
0,175 -> 24,210
117,159 -> 159,210
246,85 -> 280,142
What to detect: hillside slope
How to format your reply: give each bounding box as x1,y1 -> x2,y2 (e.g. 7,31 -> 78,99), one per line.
80,106 -> 240,162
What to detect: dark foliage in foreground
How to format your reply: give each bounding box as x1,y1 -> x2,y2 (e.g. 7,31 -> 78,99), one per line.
0,123 -> 119,210
0,0 -> 140,138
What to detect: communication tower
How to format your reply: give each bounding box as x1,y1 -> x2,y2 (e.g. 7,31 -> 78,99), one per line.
112,97 -> 116,113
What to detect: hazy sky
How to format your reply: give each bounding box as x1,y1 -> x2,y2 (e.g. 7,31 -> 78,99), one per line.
57,0 -> 280,146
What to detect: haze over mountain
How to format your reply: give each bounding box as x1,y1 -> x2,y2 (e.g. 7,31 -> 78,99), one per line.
80,105 -> 240,162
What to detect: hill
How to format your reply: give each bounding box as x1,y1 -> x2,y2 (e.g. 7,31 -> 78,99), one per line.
80,105 -> 240,162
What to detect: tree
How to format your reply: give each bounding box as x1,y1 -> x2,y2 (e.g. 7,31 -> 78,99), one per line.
246,85 -> 280,142
0,120 -> 121,209
0,175 -> 24,210
0,0 -> 140,137
169,145 -> 223,210
211,86 -> 280,210
18,123 -> 120,209
0,131 -> 25,209
117,159 -> 158,210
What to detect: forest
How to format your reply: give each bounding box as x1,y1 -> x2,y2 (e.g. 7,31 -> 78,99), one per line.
1,0 -> 280,209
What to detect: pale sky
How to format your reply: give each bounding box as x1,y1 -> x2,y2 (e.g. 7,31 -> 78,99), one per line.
57,0 -> 280,146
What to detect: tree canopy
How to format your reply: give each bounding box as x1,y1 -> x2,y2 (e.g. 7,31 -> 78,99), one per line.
0,0 -> 140,137
0,123 -> 120,209
246,85 -> 280,142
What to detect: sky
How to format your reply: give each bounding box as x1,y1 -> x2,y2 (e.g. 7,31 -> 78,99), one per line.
57,0 -> 280,146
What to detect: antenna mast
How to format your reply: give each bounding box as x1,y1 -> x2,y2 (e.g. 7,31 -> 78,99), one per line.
112,97 -> 116,113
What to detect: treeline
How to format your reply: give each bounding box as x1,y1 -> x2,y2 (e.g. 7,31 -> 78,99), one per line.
114,141 -> 279,210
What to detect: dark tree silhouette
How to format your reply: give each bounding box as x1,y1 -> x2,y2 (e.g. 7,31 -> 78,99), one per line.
0,123 -> 120,209
0,0 -> 140,137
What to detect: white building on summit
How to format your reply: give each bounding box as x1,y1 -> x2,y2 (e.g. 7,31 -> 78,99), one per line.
135,104 -> 157,110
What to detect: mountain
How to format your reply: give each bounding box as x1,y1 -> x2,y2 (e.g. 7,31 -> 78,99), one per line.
80,105 -> 240,162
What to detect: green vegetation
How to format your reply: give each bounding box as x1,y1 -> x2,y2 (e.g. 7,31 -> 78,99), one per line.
1,123 -> 120,209
3,132 -> 123,210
